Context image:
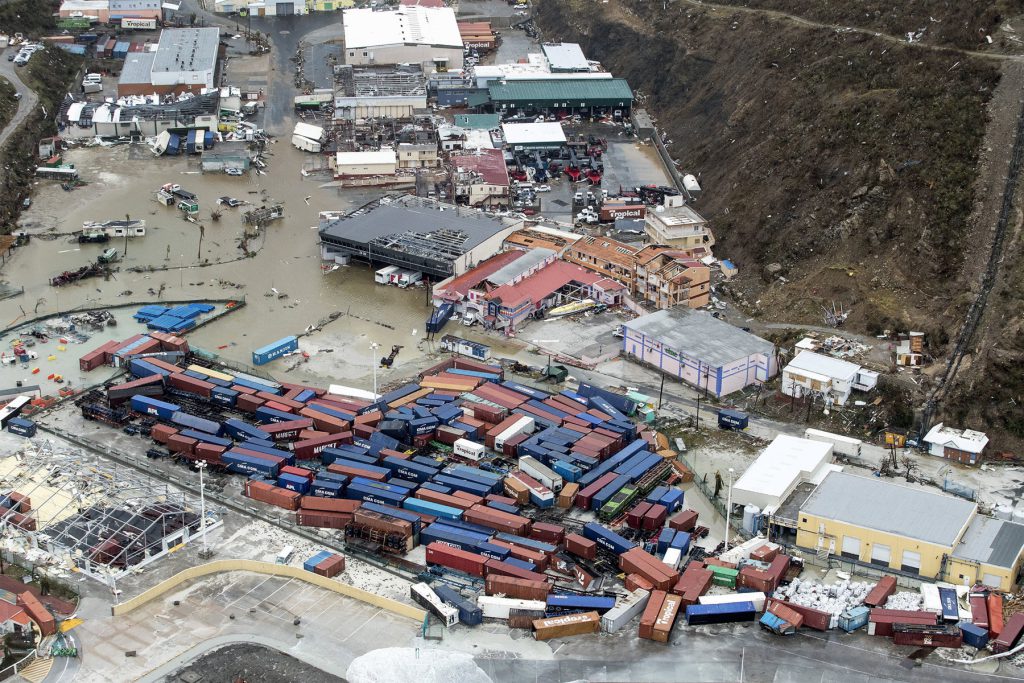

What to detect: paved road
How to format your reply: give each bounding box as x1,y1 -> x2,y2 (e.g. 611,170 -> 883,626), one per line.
0,47 -> 39,149
42,632 -> 81,683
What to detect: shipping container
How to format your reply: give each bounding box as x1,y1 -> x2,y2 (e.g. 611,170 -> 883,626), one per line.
485,574 -> 549,601
477,595 -> 547,620
699,592 -> 767,613
638,590 -> 667,640
960,622 -> 990,649
582,522 -> 636,555
893,623 -> 963,648
938,586 -> 959,623
518,455 -> 563,493
838,605 -> 870,633
130,395 -> 180,420
171,411 -> 222,436
992,613 -> 1024,653
404,497 -> 463,520
532,611 -> 601,640
652,593 -> 682,642
685,601 -> 756,626
601,589 -> 650,633
867,609 -> 939,637
565,533 -> 597,560
314,554 -> 345,578
425,542 -> 487,577
6,418 -> 36,438
411,582 -> 459,627
546,594 -> 616,614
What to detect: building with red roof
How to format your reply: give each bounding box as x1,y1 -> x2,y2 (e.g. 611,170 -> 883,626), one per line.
451,148 -> 510,207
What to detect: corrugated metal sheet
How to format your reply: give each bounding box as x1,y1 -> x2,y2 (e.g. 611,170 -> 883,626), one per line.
488,78 -> 633,105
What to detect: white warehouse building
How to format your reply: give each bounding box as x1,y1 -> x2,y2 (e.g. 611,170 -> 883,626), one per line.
343,7 -> 464,70
731,435 -> 839,514
781,350 -> 879,407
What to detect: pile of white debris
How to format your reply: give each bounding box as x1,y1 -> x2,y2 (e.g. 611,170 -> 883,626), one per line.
347,648 -> 492,683
884,591 -> 925,611
775,578 -> 874,617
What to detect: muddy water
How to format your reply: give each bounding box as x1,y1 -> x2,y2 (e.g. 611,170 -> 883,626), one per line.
3,137 -> 433,388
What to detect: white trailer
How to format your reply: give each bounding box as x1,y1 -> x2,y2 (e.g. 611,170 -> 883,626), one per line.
397,270 -> 423,288
601,589 -> 650,633
804,428 -> 862,458
476,596 -> 547,620
454,438 -> 485,461
518,455 -> 563,493
291,134 -> 322,153
662,548 -> 682,571
293,121 -> 325,143
410,583 -> 458,627
375,265 -> 400,284
494,416 -> 535,451
698,591 -> 767,613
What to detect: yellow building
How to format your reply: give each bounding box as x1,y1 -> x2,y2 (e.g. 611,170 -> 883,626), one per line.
796,471 -> 1024,591
307,0 -> 352,10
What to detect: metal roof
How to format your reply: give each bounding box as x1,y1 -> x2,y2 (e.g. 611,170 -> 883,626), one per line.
453,113 -> 500,130
343,7 -> 462,50
487,248 -> 554,285
952,515 -> 1024,569
487,78 -> 633,104
625,308 -> 775,367
501,122 -> 567,146
542,43 -> 589,72
119,52 -> 156,85
151,27 -> 219,76
733,435 -> 834,505
801,471 -> 977,547
785,350 -> 860,381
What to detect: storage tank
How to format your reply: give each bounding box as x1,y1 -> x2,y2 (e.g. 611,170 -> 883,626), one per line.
742,504 -> 761,535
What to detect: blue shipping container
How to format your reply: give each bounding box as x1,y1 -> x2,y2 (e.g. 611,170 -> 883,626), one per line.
475,541 -> 511,561
130,395 -> 180,420
278,473 -> 311,494
685,602 -> 756,626
223,452 -> 279,477
660,488 -> 684,512
403,497 -> 463,520
582,522 -> 636,555
171,411 -> 223,436
252,336 -> 299,366
546,594 -> 616,613
7,418 -> 36,438
344,483 -> 406,507
433,584 -> 482,626
310,480 -> 344,498
419,525 -> 481,552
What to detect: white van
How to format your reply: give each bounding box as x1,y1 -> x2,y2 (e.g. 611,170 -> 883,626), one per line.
397,270 -> 422,288
275,545 -> 295,564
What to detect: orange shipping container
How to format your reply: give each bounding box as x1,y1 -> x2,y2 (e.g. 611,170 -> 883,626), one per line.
638,590 -> 667,640
532,611 -> 600,640
652,593 -> 681,643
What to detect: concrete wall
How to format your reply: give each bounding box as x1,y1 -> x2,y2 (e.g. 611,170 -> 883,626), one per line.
110,559 -> 427,621
346,45 -> 463,70
453,224 -> 519,276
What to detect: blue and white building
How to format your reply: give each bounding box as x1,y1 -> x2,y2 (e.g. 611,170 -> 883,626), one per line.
622,308 -> 777,397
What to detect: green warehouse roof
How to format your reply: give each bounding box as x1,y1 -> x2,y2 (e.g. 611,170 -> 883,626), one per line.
488,79 -> 633,105
453,113 -> 501,130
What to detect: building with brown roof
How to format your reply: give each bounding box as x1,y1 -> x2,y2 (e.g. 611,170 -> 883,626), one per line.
504,226 -> 582,256
450,148 -> 510,207
563,235 -> 638,287
635,247 -> 711,309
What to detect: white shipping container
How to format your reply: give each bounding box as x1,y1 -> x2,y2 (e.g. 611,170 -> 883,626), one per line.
411,583 -> 458,627
375,265 -> 400,284
477,596 -> 547,619
293,121 -> 325,142
662,548 -> 682,571
291,134 -> 322,153
518,455 -> 563,493
804,428 -> 862,458
494,416 -> 535,451
454,438 -> 486,461
699,591 -> 767,612
601,589 -> 650,633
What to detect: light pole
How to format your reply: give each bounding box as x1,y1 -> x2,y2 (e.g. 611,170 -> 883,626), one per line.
197,460 -> 209,557
724,467 -> 735,553
370,342 -> 380,396
179,254 -> 184,288
530,339 -> 560,376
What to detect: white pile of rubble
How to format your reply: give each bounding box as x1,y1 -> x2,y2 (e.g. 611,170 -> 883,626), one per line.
347,647 -> 492,683
884,591 -> 924,611
775,578 -> 873,617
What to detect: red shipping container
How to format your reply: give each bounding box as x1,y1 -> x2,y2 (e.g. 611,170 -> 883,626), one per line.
485,575 -> 550,601
194,443 -> 226,464
626,573 -> 654,592
641,503 -> 668,531
738,567 -> 774,594
893,624 -> 963,648
486,415 -> 528,449
436,425 -> 466,445
168,373 -> 215,398
488,539 -> 549,570
298,429 -> 329,440
296,511 -> 352,529
988,593 -> 1004,639
281,466 -> 314,480
992,613 -> 1024,653
300,497 -> 361,513
167,434 -> 198,455
314,554 -> 345,577
327,462 -> 387,482
576,472 -> 618,510
80,340 -> 121,371
767,598 -> 831,632
17,593 -> 54,636
868,609 -> 938,637
673,564 -> 713,605
259,419 -> 314,442
292,432 -> 354,460
264,400 -> 295,414
236,394 -> 265,412
619,548 -> 678,591
354,409 -> 383,426
626,502 -> 653,529
639,590 -> 667,640
245,480 -> 300,511
669,509 -> 699,532
353,423 -> 376,439
426,542 -> 487,577
281,381 -> 325,397
652,593 -> 682,643
766,601 -> 804,631
299,407 -> 350,434
502,433 -> 528,457
7,492 -> 30,512
864,575 -> 897,608
416,489 -> 475,511
529,522 -> 564,544
969,593 -> 989,632
452,490 -> 485,505
256,392 -> 305,411
486,493 -> 519,507
463,506 -> 531,536
483,558 -> 548,583
231,384 -> 258,396
151,424 -> 178,444
565,533 -> 597,560
379,448 -> 408,460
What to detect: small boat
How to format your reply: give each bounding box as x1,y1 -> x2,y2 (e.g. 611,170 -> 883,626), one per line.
218,196 -> 245,207
546,299 -> 596,318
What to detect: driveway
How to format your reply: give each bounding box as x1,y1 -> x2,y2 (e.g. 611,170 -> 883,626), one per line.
0,48 -> 39,149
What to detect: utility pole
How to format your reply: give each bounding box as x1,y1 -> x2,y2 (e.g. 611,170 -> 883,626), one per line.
658,372 -> 665,409
197,224 -> 205,260
123,213 -> 130,257
197,460 -> 210,558
371,342 -> 380,396
724,467 -> 735,553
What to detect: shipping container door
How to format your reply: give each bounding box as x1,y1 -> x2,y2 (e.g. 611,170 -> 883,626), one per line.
840,535 -> 860,560
982,573 -> 1003,590
277,2 -> 294,14
900,550 -> 921,574
870,543 -> 891,567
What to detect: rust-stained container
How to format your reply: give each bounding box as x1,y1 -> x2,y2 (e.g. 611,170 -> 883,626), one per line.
992,613 -> 1024,653
766,601 -> 804,631
530,522 -> 564,544
314,554 -> 346,577
565,533 -> 597,560
168,373 -> 215,398
626,573 -> 654,592
80,340 -> 121,371
673,564 -> 713,605
300,497 -> 361,513
256,391 -> 305,411
768,598 -> 831,632
353,509 -> 414,537
626,502 -> 653,529
353,423 -> 376,439
652,593 -> 681,642
259,419 -> 314,442
867,609 -> 939,637
704,557 -> 737,570
354,409 -> 382,426
641,503 -> 668,531
452,490 -> 485,505
502,432 -> 528,457
669,509 -> 698,532
416,488 -> 475,511
327,462 -> 388,482
17,592 -> 55,636
8,512 -> 35,531
749,543 -> 779,563
620,548 -> 677,591
245,480 -> 301,511
738,567 -> 774,594
436,425 -> 466,445
426,542 -> 487,577
639,590 -> 667,640
489,539 -> 549,570
299,407 -> 351,434
557,482 -> 578,508
298,429 -> 329,440
464,505 -> 531,536
508,608 -> 546,629
167,434 -> 198,455
293,431 -> 354,460
194,442 -> 227,464
237,394 -> 266,412
485,574 -> 550,601
503,476 -> 530,505
7,492 -> 30,513
532,611 -> 601,640
151,423 -> 178,444
486,493 -> 519,506
484,558 -> 548,583
988,593 -> 1004,639
576,472 -> 618,510
864,575 -> 897,608
893,623 -> 963,648
486,415 -> 528,449
281,465 -> 315,480
296,510 -> 352,529
264,400 -> 296,414
231,384 -> 258,396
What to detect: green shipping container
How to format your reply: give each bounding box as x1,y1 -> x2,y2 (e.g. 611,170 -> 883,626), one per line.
710,565 -> 738,588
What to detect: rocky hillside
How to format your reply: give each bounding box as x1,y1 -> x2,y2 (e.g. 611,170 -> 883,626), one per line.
535,0 -> 1024,445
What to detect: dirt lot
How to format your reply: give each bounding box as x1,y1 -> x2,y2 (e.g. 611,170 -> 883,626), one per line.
163,643 -> 345,683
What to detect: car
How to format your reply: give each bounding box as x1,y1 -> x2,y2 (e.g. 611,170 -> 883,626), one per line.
536,184 -> 551,192
6,55 -> 13,62
224,167 -> 244,176
13,93 -> 21,101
